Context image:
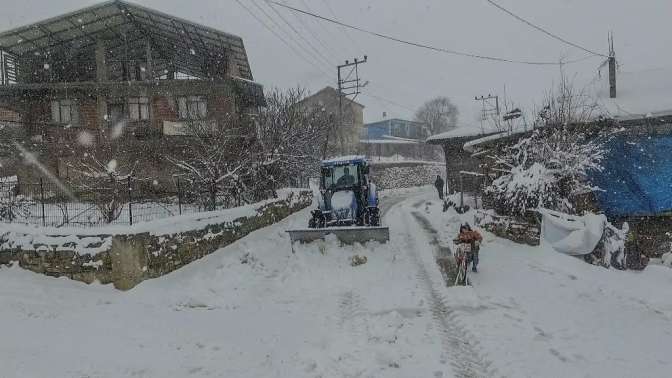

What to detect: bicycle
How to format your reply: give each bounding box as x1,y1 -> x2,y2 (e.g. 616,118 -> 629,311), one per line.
453,240 -> 473,286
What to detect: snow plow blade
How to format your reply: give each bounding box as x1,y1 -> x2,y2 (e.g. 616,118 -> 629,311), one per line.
287,227 -> 390,245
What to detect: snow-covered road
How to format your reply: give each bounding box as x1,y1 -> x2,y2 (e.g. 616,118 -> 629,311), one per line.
1,186 -> 672,377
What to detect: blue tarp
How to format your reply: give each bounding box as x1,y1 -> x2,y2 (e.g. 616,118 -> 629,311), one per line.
591,135 -> 672,217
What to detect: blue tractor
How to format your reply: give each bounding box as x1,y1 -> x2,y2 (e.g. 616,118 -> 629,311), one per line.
287,156 -> 389,244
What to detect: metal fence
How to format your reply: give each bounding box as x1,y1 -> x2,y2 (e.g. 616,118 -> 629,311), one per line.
0,177 -> 268,228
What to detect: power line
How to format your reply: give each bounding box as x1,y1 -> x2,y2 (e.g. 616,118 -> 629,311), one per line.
320,0 -> 364,55
484,0 -> 607,58
266,0 -> 593,66
363,91 -> 416,114
234,0 -> 333,81
295,0 -> 343,61
257,0 -> 335,67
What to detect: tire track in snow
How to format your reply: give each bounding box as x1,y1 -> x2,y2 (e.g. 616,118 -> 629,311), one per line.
395,208 -> 495,378
338,290 -> 367,338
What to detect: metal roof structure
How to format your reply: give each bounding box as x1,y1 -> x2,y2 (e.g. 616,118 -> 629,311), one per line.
0,0 -> 254,81
322,155 -> 367,166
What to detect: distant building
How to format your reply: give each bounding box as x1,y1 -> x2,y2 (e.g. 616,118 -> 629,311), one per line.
360,118 -> 440,162
300,86 -> 364,156
361,118 -> 428,141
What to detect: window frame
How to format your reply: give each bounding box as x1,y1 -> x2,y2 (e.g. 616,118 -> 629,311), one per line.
106,98 -> 127,124
50,99 -> 75,125
177,95 -> 208,120
128,96 -> 150,121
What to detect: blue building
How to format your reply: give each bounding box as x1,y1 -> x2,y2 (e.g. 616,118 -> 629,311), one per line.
361,118 -> 428,141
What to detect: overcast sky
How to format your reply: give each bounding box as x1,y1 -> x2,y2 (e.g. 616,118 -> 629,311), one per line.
2,0 -> 672,127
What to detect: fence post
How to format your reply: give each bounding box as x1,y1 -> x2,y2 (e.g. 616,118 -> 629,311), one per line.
127,176 -> 133,226
177,177 -> 183,215
210,181 -> 216,211
459,173 -> 464,209
39,178 -> 46,227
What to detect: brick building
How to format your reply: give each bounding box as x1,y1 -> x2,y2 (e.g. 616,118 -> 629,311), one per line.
0,1 -> 264,179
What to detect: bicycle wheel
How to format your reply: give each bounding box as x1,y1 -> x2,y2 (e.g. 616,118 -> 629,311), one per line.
455,259 -> 468,286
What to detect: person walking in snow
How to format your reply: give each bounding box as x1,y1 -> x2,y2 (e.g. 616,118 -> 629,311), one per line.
457,223 -> 483,272
434,175 -> 444,200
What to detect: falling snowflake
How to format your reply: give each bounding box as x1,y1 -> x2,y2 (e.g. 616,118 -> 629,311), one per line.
106,159 -> 118,174
77,131 -> 94,147
43,63 -> 50,70
111,121 -> 126,139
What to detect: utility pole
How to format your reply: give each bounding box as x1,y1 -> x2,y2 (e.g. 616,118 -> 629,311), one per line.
324,55 -> 367,159
475,94 -> 500,132
608,32 -> 617,98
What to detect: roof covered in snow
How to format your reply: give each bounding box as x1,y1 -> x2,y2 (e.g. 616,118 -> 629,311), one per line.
425,125 -> 502,143
591,66 -> 672,120
0,0 -> 255,81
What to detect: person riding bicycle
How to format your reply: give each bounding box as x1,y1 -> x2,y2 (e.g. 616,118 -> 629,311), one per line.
456,223 -> 483,272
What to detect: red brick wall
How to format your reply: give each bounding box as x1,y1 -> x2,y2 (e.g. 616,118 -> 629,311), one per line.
79,99 -> 98,129
0,107 -> 20,123
152,96 -> 178,131
210,95 -> 235,121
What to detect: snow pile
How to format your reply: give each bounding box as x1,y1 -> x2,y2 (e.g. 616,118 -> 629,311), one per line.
329,190 -> 354,211
662,252 -> 672,268
0,232 -> 112,256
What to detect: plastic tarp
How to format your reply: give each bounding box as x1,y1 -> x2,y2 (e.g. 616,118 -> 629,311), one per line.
540,209 -> 606,256
590,135 -> 672,217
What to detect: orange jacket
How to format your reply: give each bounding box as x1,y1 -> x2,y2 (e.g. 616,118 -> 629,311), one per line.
458,230 -> 482,244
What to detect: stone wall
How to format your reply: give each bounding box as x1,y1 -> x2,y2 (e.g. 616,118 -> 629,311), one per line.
475,211 -> 541,246
0,190 -> 312,290
371,162 -> 446,190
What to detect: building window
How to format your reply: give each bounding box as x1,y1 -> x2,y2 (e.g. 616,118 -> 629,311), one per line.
51,99 -> 76,124
107,98 -> 126,124
128,97 -> 150,120
178,96 -> 208,119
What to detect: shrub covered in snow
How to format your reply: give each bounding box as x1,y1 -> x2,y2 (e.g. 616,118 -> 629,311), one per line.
486,126 -> 613,216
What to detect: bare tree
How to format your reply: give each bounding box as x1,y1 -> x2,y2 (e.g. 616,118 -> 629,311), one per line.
167,113 -> 256,210
66,129 -> 138,223
415,97 -> 459,136
535,71 -> 601,128
255,87 -> 334,193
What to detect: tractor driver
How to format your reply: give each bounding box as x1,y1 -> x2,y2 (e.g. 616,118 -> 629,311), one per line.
336,167 -> 356,187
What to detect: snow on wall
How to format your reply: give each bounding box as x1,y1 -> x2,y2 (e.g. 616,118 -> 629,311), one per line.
0,189 -> 312,289
372,164 -> 446,190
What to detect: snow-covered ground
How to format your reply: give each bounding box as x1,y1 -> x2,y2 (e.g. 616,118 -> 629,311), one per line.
2,187 -> 672,377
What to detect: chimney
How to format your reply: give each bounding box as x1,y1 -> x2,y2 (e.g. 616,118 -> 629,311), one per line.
608,32 -> 616,98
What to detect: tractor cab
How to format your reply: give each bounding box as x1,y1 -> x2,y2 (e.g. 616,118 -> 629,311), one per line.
320,156 -> 370,192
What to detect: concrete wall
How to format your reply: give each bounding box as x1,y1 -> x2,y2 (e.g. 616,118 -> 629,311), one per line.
0,190 -> 312,290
